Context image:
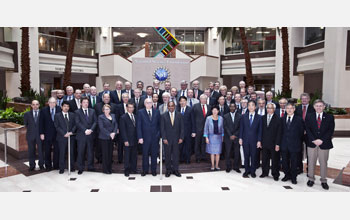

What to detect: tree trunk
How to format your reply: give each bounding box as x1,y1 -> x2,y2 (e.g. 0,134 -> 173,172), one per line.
20,27 -> 31,96
239,27 -> 254,86
63,27 -> 79,88
281,27 -> 291,97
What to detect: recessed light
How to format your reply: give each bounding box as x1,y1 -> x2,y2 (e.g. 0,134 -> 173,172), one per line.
113,32 -> 122,37
137,33 -> 148,38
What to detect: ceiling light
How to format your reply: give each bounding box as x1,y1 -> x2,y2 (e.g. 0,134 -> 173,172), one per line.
137,33 -> 148,38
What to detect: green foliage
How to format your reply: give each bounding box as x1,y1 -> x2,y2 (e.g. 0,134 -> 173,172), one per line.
0,107 -> 30,125
272,89 -> 292,103
309,90 -> 322,105
324,107 -> 347,115
16,88 -> 47,109
0,91 -> 11,110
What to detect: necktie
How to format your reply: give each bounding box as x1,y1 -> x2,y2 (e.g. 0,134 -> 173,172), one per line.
92,96 -> 96,107
182,90 -> 185,97
231,113 -> 235,123
317,114 -> 322,129
287,116 -> 291,129
195,90 -> 198,98
148,110 -> 152,121
181,108 -> 185,115
202,105 -> 206,117
117,90 -> 121,101
136,98 -> 139,107
220,106 -> 223,115
190,98 -> 192,107
64,113 -> 69,130
34,111 -> 38,123
51,108 -> 55,121
131,114 -> 135,127
267,114 -> 271,126
153,103 -> 156,109
302,105 -> 306,121
260,109 -> 262,115
84,109 -> 88,121
249,114 -> 253,126
281,109 -> 285,117
170,112 -> 174,126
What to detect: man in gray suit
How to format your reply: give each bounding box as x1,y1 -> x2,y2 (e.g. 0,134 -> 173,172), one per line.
187,89 -> 199,108
24,100 -> 44,171
159,92 -> 170,115
75,97 -> 97,175
160,101 -> 184,177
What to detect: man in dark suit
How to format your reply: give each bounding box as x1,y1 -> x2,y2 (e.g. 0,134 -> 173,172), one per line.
161,101 -> 184,177
295,93 -> 316,174
56,89 -> 65,108
265,91 -> 280,109
39,97 -> 61,171
275,98 -> 287,118
54,101 -> 77,174
191,80 -> 203,100
88,86 -> 102,109
75,97 -> 97,175
224,103 -> 241,173
280,103 -> 304,184
153,79 -> 164,104
136,80 -> 146,97
177,80 -> 189,98
116,92 -> 131,163
260,103 -> 282,180
131,88 -> 145,113
24,100 -> 44,171
94,93 -> 119,117
152,93 -> 160,110
119,102 -> 138,177
137,98 -> 161,176
98,82 -> 111,98
64,86 -> 74,101
68,89 -> 82,112
305,99 -> 335,190
110,80 -> 123,104
217,95 -> 229,117
193,94 -> 212,163
121,81 -> 135,99
178,96 -> 196,164
239,100 -> 263,178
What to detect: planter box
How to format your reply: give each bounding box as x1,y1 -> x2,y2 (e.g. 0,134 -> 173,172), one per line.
6,102 -> 31,112
334,114 -> 350,137
0,122 -> 28,159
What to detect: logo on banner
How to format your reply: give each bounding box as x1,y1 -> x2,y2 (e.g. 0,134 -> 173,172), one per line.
153,67 -> 170,82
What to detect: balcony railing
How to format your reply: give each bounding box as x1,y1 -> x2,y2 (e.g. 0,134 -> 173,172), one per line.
225,39 -> 276,55
38,33 -> 95,56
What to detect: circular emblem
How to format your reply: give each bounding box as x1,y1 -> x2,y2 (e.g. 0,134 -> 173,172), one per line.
153,67 -> 171,82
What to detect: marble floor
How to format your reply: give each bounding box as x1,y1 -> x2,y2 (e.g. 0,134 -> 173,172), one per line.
0,138 -> 349,192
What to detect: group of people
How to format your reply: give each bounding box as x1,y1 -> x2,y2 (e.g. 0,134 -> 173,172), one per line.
23,79 -> 335,190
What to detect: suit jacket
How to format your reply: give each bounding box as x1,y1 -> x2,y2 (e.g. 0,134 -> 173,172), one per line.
160,111 -> 184,143
39,106 -> 61,141
210,90 -> 220,99
88,95 -> 102,109
266,100 -> 280,109
218,104 -> 230,117
136,108 -> 161,144
193,89 -> 203,100
117,103 -> 128,121
223,111 -> 241,143
239,113 -> 263,146
94,102 -> 119,117
54,112 -> 77,142
63,95 -> 74,101
119,113 -> 138,146
255,107 -> 267,116
68,99 -> 80,112
192,103 -> 212,133
110,90 -> 123,105
187,98 -> 199,107
274,108 -> 286,118
131,96 -> 145,113
153,89 -> 164,104
24,110 -> 41,141
74,108 -> 97,140
261,113 -> 281,149
98,90 -> 110,98
280,115 -> 304,152
296,104 -> 315,120
178,106 -> 196,137
305,112 -> 335,150
121,89 -> 135,99
97,114 -> 118,140
158,103 -> 168,115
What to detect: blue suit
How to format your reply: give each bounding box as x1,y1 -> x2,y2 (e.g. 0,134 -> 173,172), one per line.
137,108 -> 161,173
239,112 -> 262,174
178,106 -> 196,162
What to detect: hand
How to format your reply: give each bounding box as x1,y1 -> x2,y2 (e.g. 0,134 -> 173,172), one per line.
117,129 -> 119,134
64,133 -> 70,138
239,138 -> 243,146
257,141 -> 262,148
110,132 -> 115,140
275,145 -> 280,152
67,132 -> 73,136
124,141 -> 129,147
230,135 -> 236,140
313,139 -> 323,146
40,134 -> 45,141
139,138 -> 144,144
206,137 -> 210,144
85,129 -> 92,135
191,133 -> 196,138
178,139 -> 183,144
163,139 -> 168,145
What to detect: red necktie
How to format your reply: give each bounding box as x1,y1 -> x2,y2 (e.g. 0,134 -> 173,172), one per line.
281,109 -> 285,117
317,114 -> 322,129
302,105 -> 306,121
202,105 -> 206,117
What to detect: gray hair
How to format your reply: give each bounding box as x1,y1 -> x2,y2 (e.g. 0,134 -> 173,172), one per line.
162,92 -> 170,98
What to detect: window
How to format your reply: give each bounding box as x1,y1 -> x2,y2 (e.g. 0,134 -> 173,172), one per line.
175,29 -> 205,55
38,27 -> 95,56
305,27 -> 325,45
224,27 -> 276,54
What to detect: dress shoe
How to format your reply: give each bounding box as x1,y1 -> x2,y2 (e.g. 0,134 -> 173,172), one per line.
282,176 -> 290,182
88,168 -> 95,172
39,166 -> 45,171
251,173 -> 256,178
210,167 -> 215,171
234,169 -> 241,173
152,171 -> 157,176
174,171 -> 182,177
273,176 -> 279,181
59,170 -> 64,174
291,179 -> 297,184
226,168 -> 231,173
78,170 -> 83,175
321,183 -> 329,190
259,174 -> 267,178
70,168 -> 75,172
141,171 -> 147,176
242,172 -> 249,178
307,180 -> 314,187
165,171 -> 171,177
215,167 -> 221,171
124,172 -> 129,177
